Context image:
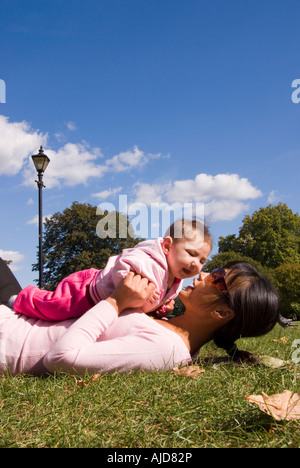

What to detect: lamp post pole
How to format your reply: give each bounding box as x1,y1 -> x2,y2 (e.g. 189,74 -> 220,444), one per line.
31,146 -> 50,289
36,170 -> 44,289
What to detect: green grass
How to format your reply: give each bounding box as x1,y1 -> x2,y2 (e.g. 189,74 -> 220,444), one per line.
0,324 -> 299,448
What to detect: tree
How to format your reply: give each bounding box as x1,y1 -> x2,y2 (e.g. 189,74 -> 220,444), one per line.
203,251 -> 275,282
273,263 -> 300,319
219,203 -> 300,269
33,202 -> 141,289
207,204 -> 300,318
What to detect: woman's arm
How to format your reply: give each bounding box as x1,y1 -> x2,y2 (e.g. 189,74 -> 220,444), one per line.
43,304 -> 186,375
43,273 -> 166,375
43,299 -> 120,374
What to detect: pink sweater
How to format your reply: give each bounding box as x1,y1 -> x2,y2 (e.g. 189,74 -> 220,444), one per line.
0,302 -> 191,376
89,238 -> 183,310
12,238 -> 183,322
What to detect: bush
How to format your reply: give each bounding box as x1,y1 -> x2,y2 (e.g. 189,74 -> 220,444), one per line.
273,263 -> 300,318
290,302 -> 300,320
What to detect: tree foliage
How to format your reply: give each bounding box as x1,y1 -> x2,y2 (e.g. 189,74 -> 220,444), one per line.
33,202 -> 140,290
207,203 -> 300,318
203,251 -> 274,280
218,203 -> 300,269
273,263 -> 300,319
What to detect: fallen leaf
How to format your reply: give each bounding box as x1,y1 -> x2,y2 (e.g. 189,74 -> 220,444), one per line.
75,373 -> 101,387
272,337 -> 288,344
173,366 -> 205,379
246,390 -> 300,421
256,355 -> 287,368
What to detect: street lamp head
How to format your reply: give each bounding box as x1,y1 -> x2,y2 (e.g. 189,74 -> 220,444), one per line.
31,146 -> 50,173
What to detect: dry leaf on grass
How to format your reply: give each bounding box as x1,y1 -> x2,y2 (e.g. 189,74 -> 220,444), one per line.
256,355 -> 287,368
246,390 -> 300,421
272,336 -> 288,344
75,373 -> 101,387
173,366 -> 205,379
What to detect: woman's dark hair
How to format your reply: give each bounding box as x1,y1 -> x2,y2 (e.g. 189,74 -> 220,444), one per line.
213,261 -> 280,355
0,257 -> 22,307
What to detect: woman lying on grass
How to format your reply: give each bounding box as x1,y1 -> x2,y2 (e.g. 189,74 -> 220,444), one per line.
0,260 -> 280,376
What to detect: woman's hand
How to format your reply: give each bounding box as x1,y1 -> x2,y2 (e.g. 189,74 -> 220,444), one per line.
232,350 -> 257,364
106,272 -> 157,315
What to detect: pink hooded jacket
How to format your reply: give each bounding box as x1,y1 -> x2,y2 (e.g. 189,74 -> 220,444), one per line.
89,238 -> 183,311
13,238 -> 183,321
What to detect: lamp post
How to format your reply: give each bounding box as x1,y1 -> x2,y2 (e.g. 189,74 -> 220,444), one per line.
31,146 -> 50,289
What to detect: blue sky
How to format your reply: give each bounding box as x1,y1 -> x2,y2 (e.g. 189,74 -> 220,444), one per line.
0,0 -> 299,287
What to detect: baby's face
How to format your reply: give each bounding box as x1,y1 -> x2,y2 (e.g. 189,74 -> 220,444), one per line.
163,235 -> 211,280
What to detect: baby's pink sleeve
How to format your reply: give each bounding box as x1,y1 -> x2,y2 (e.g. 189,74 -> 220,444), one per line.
109,251 -> 165,311
111,250 -> 163,288
90,246 -> 167,308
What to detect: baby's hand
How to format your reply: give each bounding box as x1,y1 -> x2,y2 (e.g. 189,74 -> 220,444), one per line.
153,299 -> 175,318
163,299 -> 175,313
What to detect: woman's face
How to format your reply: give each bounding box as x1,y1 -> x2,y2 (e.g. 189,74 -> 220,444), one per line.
178,272 -> 220,310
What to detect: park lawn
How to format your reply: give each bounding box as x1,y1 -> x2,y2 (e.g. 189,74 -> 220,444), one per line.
0,323 -> 299,448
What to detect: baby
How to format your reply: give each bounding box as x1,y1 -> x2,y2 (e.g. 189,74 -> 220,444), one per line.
11,218 -> 212,321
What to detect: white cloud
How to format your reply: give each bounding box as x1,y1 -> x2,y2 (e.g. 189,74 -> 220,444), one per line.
166,174 -> 261,203
22,142 -> 106,188
22,142 -> 162,188
92,186 -> 123,200
66,121 -> 77,131
54,132 -> 64,142
203,199 -> 251,221
132,173 -> 262,222
134,182 -> 173,204
0,114 -> 162,188
54,121 -> 77,142
0,249 -> 25,271
268,190 -> 280,204
0,116 -> 162,188
21,142 -> 160,188
0,115 -> 47,176
26,214 -> 52,226
105,145 -> 161,172
0,115 -> 260,224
